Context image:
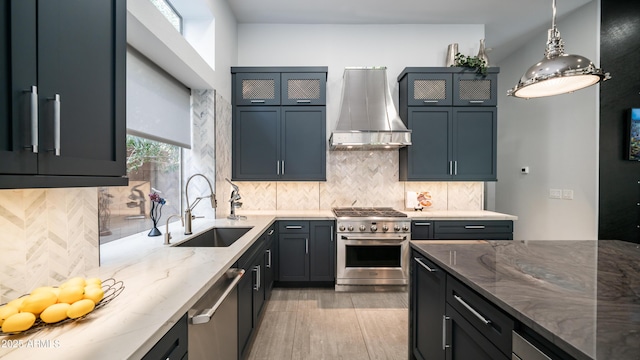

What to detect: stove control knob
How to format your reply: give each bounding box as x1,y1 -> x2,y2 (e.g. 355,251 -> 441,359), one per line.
394,225 -> 401,231
382,225 -> 389,232
339,225 -> 346,232
370,225 -> 378,232
348,225 -> 354,232
402,224 -> 410,231
359,225 -> 366,231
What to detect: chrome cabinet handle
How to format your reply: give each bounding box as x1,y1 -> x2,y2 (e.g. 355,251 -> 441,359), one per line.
469,100 -> 485,104
330,226 -> 334,242
296,99 -> 311,103
191,269 -> 245,325
282,160 -> 285,175
250,99 -> 265,103
253,265 -> 261,291
285,225 -> 302,229
305,238 -> 308,254
266,249 -> 272,268
464,225 -> 486,229
277,160 -> 280,175
414,222 -> 431,226
449,161 -> 453,175
415,257 -> 438,272
52,94 -> 61,156
268,229 -> 274,236
28,86 -> 38,153
423,100 -> 439,103
453,294 -> 491,325
442,315 -> 450,350
454,161 -> 457,175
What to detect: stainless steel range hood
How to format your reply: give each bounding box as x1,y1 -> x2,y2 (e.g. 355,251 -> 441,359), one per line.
329,67 -> 411,150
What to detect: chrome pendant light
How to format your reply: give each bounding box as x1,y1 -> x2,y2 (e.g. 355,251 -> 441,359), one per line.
507,0 -> 609,99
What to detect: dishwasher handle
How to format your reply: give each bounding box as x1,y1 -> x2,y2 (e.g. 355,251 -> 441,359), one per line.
191,269 -> 245,325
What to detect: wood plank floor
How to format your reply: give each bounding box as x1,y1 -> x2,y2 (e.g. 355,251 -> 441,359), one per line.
247,288 -> 408,360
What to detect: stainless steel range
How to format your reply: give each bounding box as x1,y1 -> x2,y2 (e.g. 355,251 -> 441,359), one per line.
333,207 -> 411,291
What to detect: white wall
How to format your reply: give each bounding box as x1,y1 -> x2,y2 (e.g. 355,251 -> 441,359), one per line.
493,1 -> 599,240
205,0 -> 237,101
238,24 -> 485,129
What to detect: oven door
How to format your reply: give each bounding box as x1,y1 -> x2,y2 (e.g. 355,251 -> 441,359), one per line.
336,234 -> 409,285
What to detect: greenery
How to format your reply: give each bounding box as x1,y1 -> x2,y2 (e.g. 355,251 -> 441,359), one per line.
452,53 -> 488,75
126,135 -> 180,173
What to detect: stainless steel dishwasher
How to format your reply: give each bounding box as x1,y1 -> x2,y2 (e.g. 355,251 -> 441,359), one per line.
188,268 -> 245,360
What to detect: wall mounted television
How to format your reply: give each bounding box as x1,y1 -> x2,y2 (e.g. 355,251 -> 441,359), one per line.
628,108 -> 640,161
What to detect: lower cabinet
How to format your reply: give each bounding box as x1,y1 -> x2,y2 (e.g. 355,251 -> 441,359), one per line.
411,220 -> 513,240
264,225 -> 276,299
142,313 -> 188,360
410,251 -> 513,360
278,220 -> 335,283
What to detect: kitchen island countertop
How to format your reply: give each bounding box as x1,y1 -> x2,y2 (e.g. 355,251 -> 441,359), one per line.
411,239 -> 640,360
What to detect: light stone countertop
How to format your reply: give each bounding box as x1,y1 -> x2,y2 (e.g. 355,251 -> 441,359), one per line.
0,209 -> 513,359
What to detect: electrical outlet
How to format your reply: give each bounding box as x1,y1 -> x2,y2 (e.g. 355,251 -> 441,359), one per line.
549,189 -> 562,199
521,166 -> 530,174
562,189 -> 574,200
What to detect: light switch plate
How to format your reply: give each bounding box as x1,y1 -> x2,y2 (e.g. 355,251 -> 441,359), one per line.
549,189 -> 562,199
562,189 -> 574,200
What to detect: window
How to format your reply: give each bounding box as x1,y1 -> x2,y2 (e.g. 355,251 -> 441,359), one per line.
149,0 -> 182,34
99,136 -> 182,245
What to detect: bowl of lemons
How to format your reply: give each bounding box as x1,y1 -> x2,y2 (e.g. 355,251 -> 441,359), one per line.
0,277 -> 124,335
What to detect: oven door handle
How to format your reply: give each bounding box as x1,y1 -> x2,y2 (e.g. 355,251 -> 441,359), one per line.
340,235 -> 407,241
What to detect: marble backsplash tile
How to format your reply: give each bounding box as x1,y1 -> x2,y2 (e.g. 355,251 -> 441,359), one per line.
0,188 -> 99,303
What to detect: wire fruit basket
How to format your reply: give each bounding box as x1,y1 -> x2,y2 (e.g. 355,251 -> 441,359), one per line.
0,278 -> 125,336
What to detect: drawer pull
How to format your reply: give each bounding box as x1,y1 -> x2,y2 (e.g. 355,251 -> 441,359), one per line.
296,99 -> 311,103
464,225 -> 486,229
268,229 -> 274,236
250,99 -> 265,103
423,100 -> 439,103
414,222 -> 431,226
453,294 -> 491,325
442,315 -> 450,350
285,225 -> 303,229
469,100 -> 485,104
415,257 -> 437,272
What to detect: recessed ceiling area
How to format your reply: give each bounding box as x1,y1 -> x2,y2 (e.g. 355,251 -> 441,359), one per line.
224,0 -> 593,62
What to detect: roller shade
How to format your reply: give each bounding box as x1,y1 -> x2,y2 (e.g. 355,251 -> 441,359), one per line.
126,46 -> 191,148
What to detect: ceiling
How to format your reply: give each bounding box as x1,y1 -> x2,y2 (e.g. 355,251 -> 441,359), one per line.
224,0 -> 593,62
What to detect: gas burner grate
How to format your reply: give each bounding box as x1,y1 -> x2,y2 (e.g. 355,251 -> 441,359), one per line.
332,207 -> 407,218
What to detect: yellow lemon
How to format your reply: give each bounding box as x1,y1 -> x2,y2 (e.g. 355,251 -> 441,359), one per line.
67,299 -> 95,319
7,297 -> 26,310
61,277 -> 86,288
83,286 -> 104,304
0,305 -> 19,326
40,303 -> 71,324
85,278 -> 102,287
2,312 -> 36,333
31,286 -> 56,295
19,291 -> 57,315
57,286 -> 84,304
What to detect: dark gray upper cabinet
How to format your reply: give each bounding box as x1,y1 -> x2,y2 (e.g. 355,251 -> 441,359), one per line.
281,72 -> 326,105
399,67 -> 499,181
0,0 -> 127,189
231,67 -> 327,181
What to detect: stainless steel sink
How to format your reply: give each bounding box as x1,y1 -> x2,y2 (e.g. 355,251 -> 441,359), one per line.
175,227 -> 252,247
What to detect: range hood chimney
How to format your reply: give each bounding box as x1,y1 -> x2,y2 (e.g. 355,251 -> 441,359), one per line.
329,67 -> 411,150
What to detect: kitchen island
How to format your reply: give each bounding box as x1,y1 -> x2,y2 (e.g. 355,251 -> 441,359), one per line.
410,239 -> 640,360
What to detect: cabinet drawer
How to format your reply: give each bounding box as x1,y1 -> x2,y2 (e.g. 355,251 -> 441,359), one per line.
411,221 -> 434,239
234,73 -> 281,106
453,73 -> 498,106
281,73 -> 326,105
434,220 -> 512,238
142,313 -> 188,360
446,275 -> 514,357
279,221 -> 310,234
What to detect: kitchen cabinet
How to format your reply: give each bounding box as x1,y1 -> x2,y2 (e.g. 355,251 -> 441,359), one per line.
411,220 -> 513,240
0,0 -> 127,189
263,224 -> 276,300
410,252 -> 513,360
237,233 -> 267,360
231,67 -> 327,181
142,313 -> 188,360
398,68 -> 498,181
277,220 -> 335,284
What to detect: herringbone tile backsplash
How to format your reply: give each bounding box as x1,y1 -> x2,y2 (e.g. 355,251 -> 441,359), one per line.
0,188 -> 99,303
